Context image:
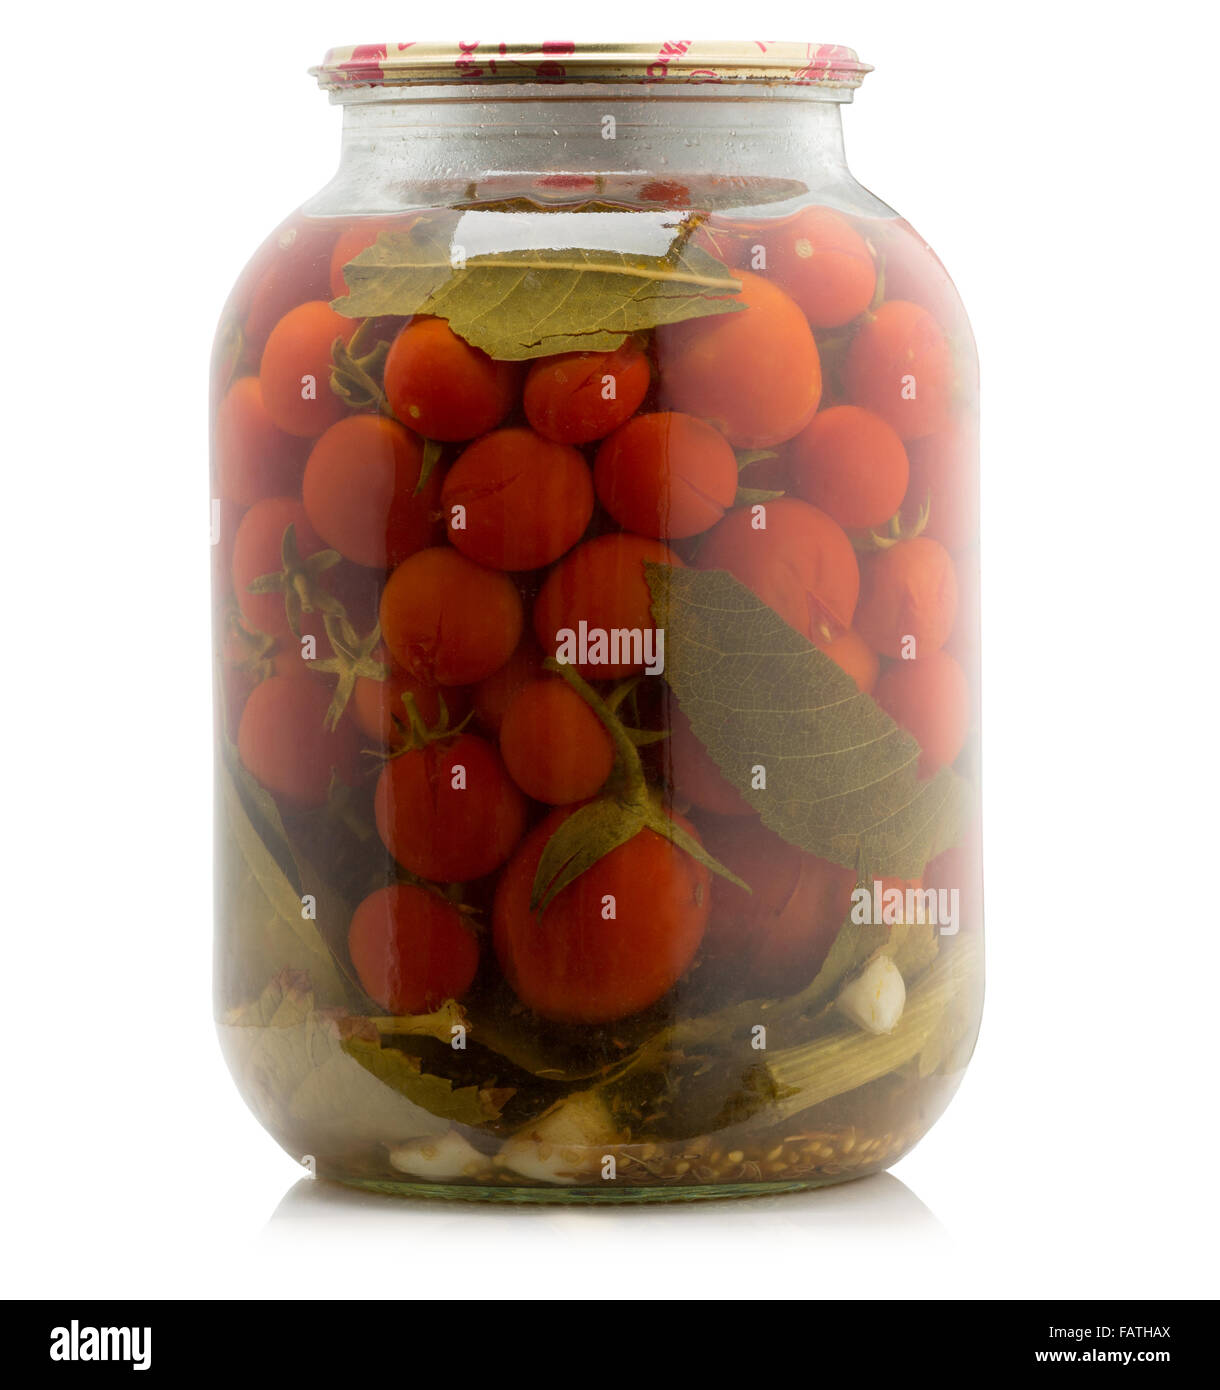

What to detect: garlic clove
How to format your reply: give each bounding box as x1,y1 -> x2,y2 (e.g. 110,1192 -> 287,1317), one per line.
498,1090 -> 618,1186
836,955 -> 907,1035
388,1130 -> 483,1180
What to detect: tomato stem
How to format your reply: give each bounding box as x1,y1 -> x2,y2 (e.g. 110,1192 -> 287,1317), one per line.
314,614 -> 389,730
856,491 -> 931,553
542,658 -> 747,894
329,332 -> 393,413
245,524 -> 343,642
544,659 -> 649,805
383,689 -> 473,758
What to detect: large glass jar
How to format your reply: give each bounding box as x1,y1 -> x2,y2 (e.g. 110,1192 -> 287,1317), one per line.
213,41 -> 983,1202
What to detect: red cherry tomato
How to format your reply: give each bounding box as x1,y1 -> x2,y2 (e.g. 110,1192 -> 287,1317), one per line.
214,377 -> 308,508
700,819 -> 856,994
698,498 -> 859,647
533,534 -> 683,679
471,634 -> 546,733
380,547 -> 523,687
231,497 -> 329,644
499,677 -> 615,804
240,218 -> 337,357
351,646 -> 469,750
259,301 -> 356,438
899,421 -> 979,552
523,341 -> 651,444
374,732 -> 526,882
821,629 -> 880,694
348,884 -> 480,1013
594,412 -> 738,540
303,414 -> 439,569
237,674 -> 358,810
855,537 -> 958,658
869,220 -> 972,344
383,318 -> 520,441
219,624 -> 263,736
787,404 -> 910,531
843,300 -> 954,441
735,206 -> 876,328
492,807 -> 710,1024
440,427 -> 593,570
874,649 -> 970,775
657,269 -> 821,448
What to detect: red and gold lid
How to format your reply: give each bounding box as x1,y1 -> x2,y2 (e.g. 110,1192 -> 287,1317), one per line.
311,41 -> 871,91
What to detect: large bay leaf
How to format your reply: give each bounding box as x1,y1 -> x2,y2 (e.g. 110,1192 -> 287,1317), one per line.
648,564 -> 967,879
333,213 -> 742,359
214,761 -> 352,1009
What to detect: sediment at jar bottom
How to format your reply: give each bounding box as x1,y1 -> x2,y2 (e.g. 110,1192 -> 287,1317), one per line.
218,1011 -> 972,1195
212,185 -> 981,1198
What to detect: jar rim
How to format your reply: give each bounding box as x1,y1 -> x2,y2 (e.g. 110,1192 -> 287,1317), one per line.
310,41 -> 872,92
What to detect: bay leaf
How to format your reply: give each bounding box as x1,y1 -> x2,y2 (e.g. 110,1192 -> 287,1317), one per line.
215,760 -> 352,1009
648,563 -> 968,879
333,215 -> 743,360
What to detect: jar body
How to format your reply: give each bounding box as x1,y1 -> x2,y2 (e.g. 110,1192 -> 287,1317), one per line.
212,78 -> 982,1200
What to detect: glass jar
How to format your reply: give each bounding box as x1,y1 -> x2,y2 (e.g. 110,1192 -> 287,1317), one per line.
212,41 -> 983,1202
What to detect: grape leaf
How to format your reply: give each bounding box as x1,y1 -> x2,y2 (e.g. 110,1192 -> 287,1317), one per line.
333,213 -> 743,359
219,971 -> 510,1152
648,563 -> 967,878
341,1032 -> 512,1128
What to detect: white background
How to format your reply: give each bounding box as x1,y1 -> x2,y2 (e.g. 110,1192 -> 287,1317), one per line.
3,0 -> 1217,1301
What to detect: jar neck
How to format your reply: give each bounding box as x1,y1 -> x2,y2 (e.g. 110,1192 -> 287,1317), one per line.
307,87 -> 859,216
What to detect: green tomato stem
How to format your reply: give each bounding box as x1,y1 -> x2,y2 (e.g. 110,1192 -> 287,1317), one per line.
544,658 -> 649,805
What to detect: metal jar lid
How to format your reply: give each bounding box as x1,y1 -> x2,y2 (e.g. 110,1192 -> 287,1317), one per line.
311,41 -> 872,92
